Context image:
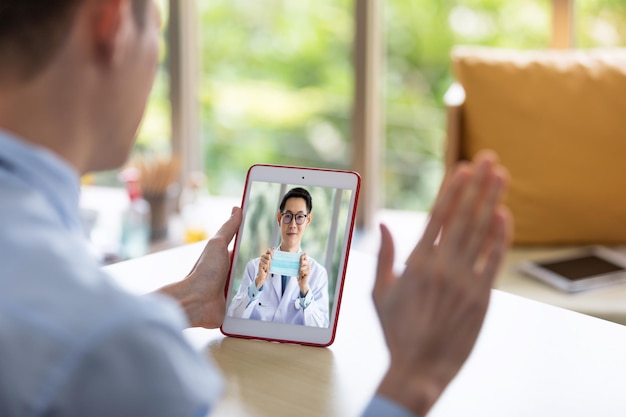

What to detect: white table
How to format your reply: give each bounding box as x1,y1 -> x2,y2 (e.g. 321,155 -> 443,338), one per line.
105,242 -> 626,417
360,208 -> 626,325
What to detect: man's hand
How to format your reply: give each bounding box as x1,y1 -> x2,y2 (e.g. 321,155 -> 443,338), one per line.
255,248 -> 273,289
373,151 -> 512,416
297,253 -> 311,295
159,207 -> 242,328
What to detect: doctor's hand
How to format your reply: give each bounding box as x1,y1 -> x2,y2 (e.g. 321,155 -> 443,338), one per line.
372,151 -> 511,417
298,253 -> 311,295
158,207 -> 242,329
255,248 -> 274,289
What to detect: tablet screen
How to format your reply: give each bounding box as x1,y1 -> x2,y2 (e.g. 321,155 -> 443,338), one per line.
538,255 -> 626,281
221,165 -> 360,346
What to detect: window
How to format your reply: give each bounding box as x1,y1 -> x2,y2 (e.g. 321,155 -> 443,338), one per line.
166,0 -> 626,222
383,0 -> 552,211
577,0 -> 626,47
195,1 -> 353,198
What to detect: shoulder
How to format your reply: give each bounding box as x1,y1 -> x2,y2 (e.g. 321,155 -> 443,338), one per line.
307,256 -> 328,277
306,254 -> 322,268
245,257 -> 261,270
47,303 -> 222,416
247,256 -> 261,265
0,288 -> 210,416
0,170 -> 62,231
0,171 -> 84,283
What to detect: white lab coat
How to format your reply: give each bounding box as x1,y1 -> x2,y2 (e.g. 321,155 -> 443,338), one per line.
227,252 -> 329,327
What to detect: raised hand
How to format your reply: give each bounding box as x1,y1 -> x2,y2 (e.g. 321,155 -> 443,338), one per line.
373,151 -> 512,416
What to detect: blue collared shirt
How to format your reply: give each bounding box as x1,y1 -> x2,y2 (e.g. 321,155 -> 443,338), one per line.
363,395 -> 417,417
0,131 -> 222,417
0,131 -> 418,417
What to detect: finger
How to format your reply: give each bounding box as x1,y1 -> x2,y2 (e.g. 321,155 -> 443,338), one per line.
405,163 -> 471,267
211,207 -> 242,246
421,163 -> 471,246
373,224 -> 395,307
439,154 -> 494,252
300,253 -> 307,265
188,208 -> 241,272
463,166 -> 508,263
478,207 -> 511,288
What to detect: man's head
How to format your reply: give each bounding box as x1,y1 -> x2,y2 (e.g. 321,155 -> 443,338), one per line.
0,0 -> 160,174
279,187 -> 313,213
277,188 -> 313,252
0,0 -> 149,83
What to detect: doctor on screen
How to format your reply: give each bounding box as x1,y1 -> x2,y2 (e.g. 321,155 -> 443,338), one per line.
228,187 -> 330,327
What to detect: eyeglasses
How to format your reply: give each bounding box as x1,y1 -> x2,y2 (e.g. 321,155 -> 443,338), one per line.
281,212 -> 309,225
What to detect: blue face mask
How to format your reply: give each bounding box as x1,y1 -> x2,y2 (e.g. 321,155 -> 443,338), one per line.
270,250 -> 301,277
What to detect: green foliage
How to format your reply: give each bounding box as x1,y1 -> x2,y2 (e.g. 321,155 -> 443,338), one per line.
577,0 -> 626,48
129,0 -> 626,212
196,0 -> 353,199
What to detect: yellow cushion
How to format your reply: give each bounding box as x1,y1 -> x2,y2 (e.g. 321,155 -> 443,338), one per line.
451,46 -> 626,245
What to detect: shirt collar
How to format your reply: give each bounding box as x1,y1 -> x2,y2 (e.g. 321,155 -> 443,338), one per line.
0,130 -> 82,233
276,246 -> 303,254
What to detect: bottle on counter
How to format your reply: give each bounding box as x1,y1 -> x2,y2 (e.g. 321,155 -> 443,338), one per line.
180,171 -> 209,244
119,168 -> 150,260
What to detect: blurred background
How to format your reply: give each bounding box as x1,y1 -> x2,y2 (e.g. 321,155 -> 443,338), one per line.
81,0 -> 626,262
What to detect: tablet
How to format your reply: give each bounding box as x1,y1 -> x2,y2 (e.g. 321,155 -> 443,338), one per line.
221,164 -> 361,347
515,246 -> 626,293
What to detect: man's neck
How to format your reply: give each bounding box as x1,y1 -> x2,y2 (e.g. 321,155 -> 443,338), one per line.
0,69 -> 93,174
279,244 -> 300,253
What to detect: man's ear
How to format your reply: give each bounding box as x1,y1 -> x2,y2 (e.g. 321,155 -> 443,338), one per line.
90,0 -> 126,65
306,212 -> 313,225
276,211 -> 282,226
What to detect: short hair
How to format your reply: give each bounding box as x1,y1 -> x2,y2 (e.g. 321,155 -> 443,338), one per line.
0,0 -> 148,82
279,187 -> 313,213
